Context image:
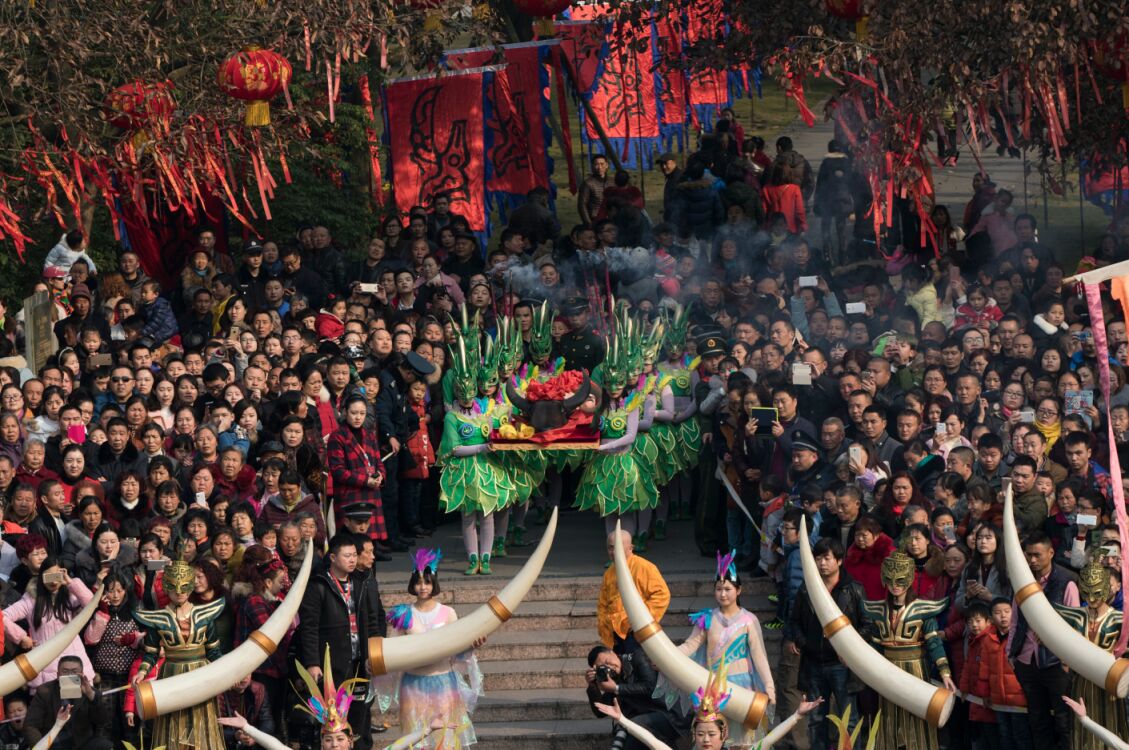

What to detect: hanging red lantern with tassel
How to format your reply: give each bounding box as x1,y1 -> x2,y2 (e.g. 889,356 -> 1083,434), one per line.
1093,34 -> 1129,110
512,0 -> 570,36
104,81 -> 176,133
217,47 -> 292,126
826,0 -> 868,43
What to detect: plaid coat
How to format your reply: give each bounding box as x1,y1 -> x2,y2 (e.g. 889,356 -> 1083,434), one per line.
326,424 -> 388,540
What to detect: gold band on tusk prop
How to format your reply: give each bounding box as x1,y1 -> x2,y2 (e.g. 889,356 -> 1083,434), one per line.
13,655 -> 36,682
248,631 -> 277,656
486,595 -> 513,623
634,622 -> 662,643
823,615 -> 851,639
368,636 -> 386,676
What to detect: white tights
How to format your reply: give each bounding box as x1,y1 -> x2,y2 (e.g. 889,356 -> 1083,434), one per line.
461,511 -> 495,558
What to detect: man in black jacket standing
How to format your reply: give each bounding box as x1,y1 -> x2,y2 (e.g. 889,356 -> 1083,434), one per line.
298,534 -> 386,750
785,537 -> 865,750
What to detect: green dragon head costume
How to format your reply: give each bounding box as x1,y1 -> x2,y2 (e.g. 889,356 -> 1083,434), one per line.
448,337 -> 478,405
495,315 -> 523,378
602,334 -> 631,397
453,304 -> 481,363
663,303 -> 689,358
641,319 -> 666,369
477,335 -> 504,394
529,300 -> 553,364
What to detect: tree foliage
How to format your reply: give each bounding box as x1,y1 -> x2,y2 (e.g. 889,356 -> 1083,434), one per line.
0,0 -> 498,260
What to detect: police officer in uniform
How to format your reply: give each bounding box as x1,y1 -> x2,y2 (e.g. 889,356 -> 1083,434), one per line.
557,294 -> 605,371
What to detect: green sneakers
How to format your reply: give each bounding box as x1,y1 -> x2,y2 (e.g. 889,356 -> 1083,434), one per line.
492,536 -> 508,558
479,554 -> 492,575
464,555 -> 479,576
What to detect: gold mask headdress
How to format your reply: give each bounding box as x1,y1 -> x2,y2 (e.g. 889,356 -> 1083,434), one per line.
162,559 -> 195,596
880,551 -> 915,592
1078,560 -> 1111,605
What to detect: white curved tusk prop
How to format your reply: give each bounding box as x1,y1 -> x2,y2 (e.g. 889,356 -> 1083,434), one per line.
0,583 -> 104,696
369,506 -> 559,675
1002,485 -> 1129,697
612,523 -> 770,731
136,540 -> 316,719
798,517 -> 954,727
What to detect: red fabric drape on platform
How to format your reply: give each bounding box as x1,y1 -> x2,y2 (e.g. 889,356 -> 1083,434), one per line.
446,45 -> 553,197
385,70 -> 488,232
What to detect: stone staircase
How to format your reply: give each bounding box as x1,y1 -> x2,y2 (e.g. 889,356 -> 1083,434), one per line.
374,564 -> 779,749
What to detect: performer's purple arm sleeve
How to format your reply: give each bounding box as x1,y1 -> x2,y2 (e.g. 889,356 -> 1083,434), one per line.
653,387 -> 675,422
638,396 -> 656,431
599,409 -> 639,453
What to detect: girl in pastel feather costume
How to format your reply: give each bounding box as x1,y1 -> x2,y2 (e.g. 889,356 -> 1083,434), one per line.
380,549 -> 483,750
657,551 -> 777,747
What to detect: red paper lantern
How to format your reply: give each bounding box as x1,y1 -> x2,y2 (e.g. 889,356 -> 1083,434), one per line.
826,0 -> 868,41
217,47 -> 292,127
1094,34 -> 1129,109
104,81 -> 176,132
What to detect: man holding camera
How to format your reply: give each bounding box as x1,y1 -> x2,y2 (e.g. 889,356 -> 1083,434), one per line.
585,646 -> 686,750
23,656 -> 109,750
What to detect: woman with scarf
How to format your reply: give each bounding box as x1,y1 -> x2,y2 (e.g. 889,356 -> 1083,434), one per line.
1032,396 -> 1063,453
0,411 -> 24,467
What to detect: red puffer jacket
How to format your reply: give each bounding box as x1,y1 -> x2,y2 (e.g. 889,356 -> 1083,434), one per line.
984,627 -> 1027,708
845,533 -> 896,600
959,628 -> 996,723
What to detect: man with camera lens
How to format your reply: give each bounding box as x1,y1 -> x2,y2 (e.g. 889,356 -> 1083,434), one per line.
585,646 -> 686,750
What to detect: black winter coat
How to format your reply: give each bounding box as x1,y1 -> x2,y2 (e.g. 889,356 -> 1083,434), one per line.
298,569 -> 386,682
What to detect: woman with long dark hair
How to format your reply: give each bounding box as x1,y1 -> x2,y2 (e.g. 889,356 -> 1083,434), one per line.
74,523 -> 138,589
957,522 -> 1012,609
84,568 -> 143,741
875,471 -> 930,538
2,555 -> 99,689
191,558 -> 234,652
233,545 -> 293,736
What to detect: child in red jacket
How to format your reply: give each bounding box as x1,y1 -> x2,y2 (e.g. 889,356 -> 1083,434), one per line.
985,598 -> 1030,749
958,602 -> 996,745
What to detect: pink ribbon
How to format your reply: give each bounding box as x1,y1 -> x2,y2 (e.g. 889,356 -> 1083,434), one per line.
1083,281 -> 1129,656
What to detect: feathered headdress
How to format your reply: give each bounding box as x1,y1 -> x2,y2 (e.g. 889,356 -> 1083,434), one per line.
602,335 -> 630,394
496,316 -> 523,377
691,662 -> 732,725
716,549 -> 738,583
412,547 -> 442,575
295,647 -> 366,735
830,706 -> 881,750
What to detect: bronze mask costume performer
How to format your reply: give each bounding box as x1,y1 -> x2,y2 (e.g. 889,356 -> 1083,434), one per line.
1053,561 -> 1128,750
861,551 -> 954,750
132,558 -> 227,750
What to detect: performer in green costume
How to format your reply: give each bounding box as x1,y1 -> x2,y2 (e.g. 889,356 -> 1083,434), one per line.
438,338 -> 516,576
656,304 -> 701,521
575,335 -> 655,533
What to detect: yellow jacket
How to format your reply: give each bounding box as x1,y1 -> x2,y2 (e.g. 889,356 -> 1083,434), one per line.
597,554 -> 670,648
